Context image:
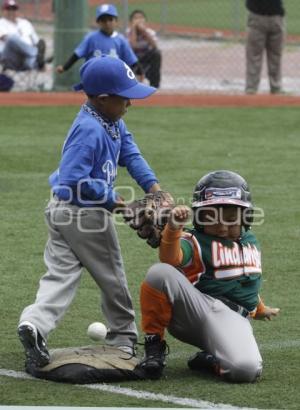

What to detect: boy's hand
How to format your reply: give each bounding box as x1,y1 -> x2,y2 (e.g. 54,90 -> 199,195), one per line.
168,206 -> 192,230
112,195 -> 126,213
56,65 -> 64,74
254,306 -> 280,321
134,21 -> 146,33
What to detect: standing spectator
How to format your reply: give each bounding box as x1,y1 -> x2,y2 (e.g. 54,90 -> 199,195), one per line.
245,0 -> 285,94
56,4 -> 141,76
126,9 -> 161,88
0,0 -> 46,71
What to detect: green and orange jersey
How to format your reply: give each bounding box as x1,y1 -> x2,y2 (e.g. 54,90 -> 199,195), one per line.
160,225 -> 262,312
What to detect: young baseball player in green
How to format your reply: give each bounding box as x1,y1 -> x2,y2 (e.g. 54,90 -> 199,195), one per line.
137,170 -> 280,382
17,55 -> 165,371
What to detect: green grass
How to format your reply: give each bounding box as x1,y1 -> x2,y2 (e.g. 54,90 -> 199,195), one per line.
0,106 -> 300,408
131,0 -> 300,35
90,0 -> 300,36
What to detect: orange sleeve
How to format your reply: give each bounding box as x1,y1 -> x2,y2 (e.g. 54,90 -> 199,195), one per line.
140,281 -> 172,339
159,223 -> 183,266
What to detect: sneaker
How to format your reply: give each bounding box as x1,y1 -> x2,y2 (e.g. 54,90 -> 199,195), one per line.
245,89 -> 257,95
117,345 -> 135,356
36,39 -> 46,70
45,56 -> 54,64
18,321 -> 50,368
270,88 -> 287,95
187,351 -> 220,375
137,334 -> 168,380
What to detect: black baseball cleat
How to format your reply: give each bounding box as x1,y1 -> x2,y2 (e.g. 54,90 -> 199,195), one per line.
18,322 -> 50,368
36,39 -> 46,70
187,351 -> 220,375
137,334 -> 168,380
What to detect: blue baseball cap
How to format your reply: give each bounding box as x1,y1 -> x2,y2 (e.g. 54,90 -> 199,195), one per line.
96,4 -> 118,21
73,56 -> 156,99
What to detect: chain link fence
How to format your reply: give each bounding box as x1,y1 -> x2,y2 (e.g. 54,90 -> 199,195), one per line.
12,0 -> 300,93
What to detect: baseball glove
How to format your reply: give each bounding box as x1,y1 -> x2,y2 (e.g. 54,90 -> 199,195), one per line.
123,191 -> 175,248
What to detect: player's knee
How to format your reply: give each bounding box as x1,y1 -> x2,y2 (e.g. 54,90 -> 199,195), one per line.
6,34 -> 18,46
145,263 -> 174,290
227,358 -> 262,383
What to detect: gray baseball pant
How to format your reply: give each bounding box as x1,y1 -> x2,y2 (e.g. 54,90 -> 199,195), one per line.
19,198 -> 138,348
246,12 -> 285,93
145,263 -> 262,382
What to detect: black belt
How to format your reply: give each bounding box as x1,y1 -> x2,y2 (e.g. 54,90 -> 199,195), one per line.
215,296 -> 249,318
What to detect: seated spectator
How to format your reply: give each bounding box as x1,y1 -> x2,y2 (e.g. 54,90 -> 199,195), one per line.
126,9 -> 161,88
56,4 -> 141,76
0,0 -> 46,71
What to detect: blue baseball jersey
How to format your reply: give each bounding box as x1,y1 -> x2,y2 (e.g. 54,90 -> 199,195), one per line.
49,104 -> 158,210
74,30 -> 138,66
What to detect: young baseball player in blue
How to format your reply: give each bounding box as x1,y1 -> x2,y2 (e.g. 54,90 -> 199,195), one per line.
56,4 -> 140,75
137,170 -> 280,382
18,55 -> 163,371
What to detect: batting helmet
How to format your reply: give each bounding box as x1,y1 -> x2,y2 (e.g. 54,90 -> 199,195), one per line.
192,170 -> 253,230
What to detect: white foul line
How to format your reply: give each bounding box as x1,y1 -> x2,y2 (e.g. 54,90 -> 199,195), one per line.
0,368 -> 257,410
1,340 -> 298,409
260,339 -> 300,350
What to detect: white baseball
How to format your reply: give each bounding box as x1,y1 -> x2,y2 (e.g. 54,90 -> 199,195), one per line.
87,322 -> 107,341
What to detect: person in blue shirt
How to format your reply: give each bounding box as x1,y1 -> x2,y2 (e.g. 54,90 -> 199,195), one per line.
56,3 -> 142,77
18,55 -> 163,371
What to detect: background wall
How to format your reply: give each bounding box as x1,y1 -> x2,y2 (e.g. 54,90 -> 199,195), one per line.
13,0 -> 300,93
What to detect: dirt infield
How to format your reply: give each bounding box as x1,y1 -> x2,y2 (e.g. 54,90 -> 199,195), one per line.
1,92 -> 300,107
